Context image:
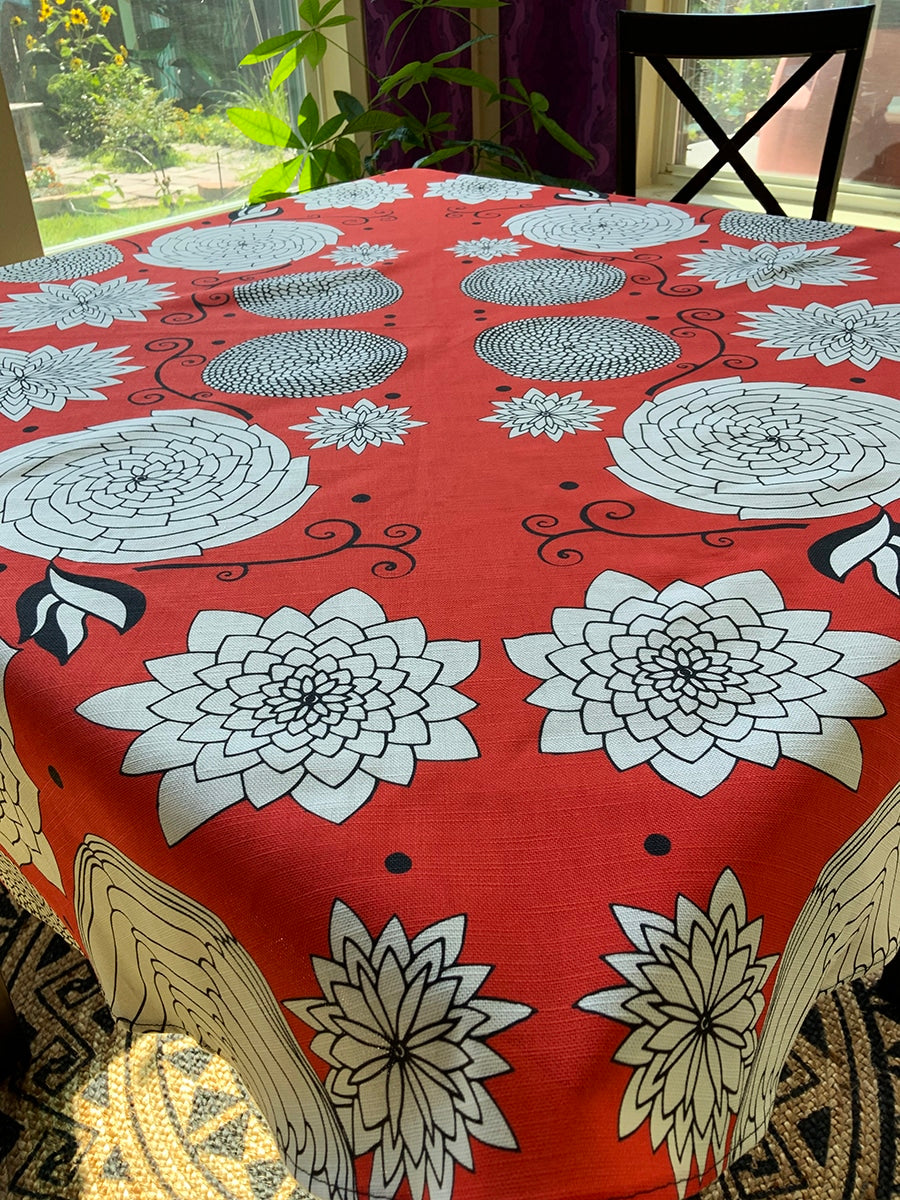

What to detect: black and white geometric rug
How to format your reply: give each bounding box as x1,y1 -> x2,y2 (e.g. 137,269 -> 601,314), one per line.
0,888 -> 895,1200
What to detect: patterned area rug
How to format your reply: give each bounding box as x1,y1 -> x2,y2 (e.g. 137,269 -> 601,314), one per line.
0,889 -> 896,1200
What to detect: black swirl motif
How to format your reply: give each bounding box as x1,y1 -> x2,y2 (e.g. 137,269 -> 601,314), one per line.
523,500 -> 808,566
160,290 -> 232,326
623,254 -> 704,299
129,338 -> 254,422
646,308 -> 759,396
135,519 -> 421,580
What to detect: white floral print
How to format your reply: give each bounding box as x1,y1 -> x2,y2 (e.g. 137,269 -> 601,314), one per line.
0,636 -> 61,890
504,568 -> 900,795
286,901 -> 531,1200
323,242 -> 405,266
481,388 -> 612,440
295,179 -> 413,210
0,241 -> 122,283
718,210 -> 852,242
77,590 -> 480,843
505,202 -> 707,253
607,377 -> 900,520
425,174 -> 542,203
679,243 -> 872,291
135,221 -> 343,271
0,342 -> 140,421
292,397 -> 425,453
0,277 -> 175,332
446,237 -> 526,261
578,868 -> 777,1199
0,409 -> 315,562
736,299 -> 900,369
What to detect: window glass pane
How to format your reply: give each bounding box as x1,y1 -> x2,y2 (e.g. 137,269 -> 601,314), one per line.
0,0 -> 300,251
677,0 -> 900,192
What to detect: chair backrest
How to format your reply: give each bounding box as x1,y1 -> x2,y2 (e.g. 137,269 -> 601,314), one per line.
616,6 -> 874,220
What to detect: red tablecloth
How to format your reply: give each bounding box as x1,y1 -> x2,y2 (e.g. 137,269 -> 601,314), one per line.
0,169 -> 899,1200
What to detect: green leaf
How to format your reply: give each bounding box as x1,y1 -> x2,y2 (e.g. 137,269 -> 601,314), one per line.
430,34 -> 493,65
375,60 -> 423,97
414,144 -> 469,167
432,66 -> 496,92
269,44 -> 302,91
248,154 -> 304,202
505,76 -> 530,102
298,90 -> 321,132
318,0 -> 345,17
385,8 -> 417,40
321,15 -> 354,27
227,107 -> 301,149
343,109 -> 406,134
533,112 -> 594,163
529,90 -> 550,113
333,136 -> 363,177
317,113 -> 346,142
239,30 -> 302,66
334,90 -> 364,120
297,0 -> 321,25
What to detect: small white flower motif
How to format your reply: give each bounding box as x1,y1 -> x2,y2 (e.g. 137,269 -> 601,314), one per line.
76,591 -> 480,843
736,299 -> 900,370
0,636 -> 62,890
608,377 -> 900,520
504,568 -> 900,796
446,237 -> 526,261
425,174 -> 542,203
295,179 -> 413,210
481,387 -> 612,440
292,397 -> 425,454
322,242 -> 405,267
0,343 -> 140,421
680,243 -> 872,291
577,868 -> 777,1199
0,277 -> 176,332
285,901 -> 532,1200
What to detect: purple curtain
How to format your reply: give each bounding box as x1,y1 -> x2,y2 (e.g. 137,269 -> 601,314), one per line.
362,0 -> 624,189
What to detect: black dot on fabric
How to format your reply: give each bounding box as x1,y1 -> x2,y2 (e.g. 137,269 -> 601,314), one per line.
48,766 -> 63,789
474,309 -> 485,314
644,833 -> 671,856
351,493 -> 371,503
629,291 -> 641,296
139,268 -> 148,273
476,317 -> 487,322
850,377 -> 866,384
224,312 -> 236,318
385,314 -> 396,319
472,221 -> 481,225
646,315 -> 659,320
212,340 -> 225,345
202,220 -> 211,226
461,258 -> 473,264
385,392 -> 401,399
23,426 -> 38,433
559,480 -> 579,490
385,852 -> 412,874
495,385 -> 512,393
699,239 -> 709,243
384,322 -> 396,327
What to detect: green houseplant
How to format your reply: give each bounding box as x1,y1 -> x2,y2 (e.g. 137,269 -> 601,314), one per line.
228,0 -> 594,202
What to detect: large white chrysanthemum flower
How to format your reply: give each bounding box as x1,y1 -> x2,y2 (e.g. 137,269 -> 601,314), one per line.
135,221 -> 343,271
607,377 -> 900,520
0,342 -> 140,421
679,243 -> 872,291
77,590 -> 480,842
286,901 -> 531,1200
505,202 -> 706,253
425,174 -> 542,203
736,299 -> 900,370
578,868 -> 777,1198
295,180 -> 413,210
504,569 -> 900,795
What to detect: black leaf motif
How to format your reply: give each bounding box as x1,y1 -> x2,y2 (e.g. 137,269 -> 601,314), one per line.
808,509 -> 900,596
17,564 -> 146,665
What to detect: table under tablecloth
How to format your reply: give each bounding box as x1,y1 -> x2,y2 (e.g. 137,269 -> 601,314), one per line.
0,168 -> 898,1200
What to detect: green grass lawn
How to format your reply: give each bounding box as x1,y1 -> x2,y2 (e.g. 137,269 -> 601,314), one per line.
38,194 -> 238,250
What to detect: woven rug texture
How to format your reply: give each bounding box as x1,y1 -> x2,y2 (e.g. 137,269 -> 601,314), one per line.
0,890 -> 896,1200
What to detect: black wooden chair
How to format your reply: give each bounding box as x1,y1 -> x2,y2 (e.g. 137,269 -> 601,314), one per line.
616,5 -> 874,220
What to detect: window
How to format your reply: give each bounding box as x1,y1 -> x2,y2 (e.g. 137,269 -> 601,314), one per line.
632,0 -> 900,227
0,0 -> 363,256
